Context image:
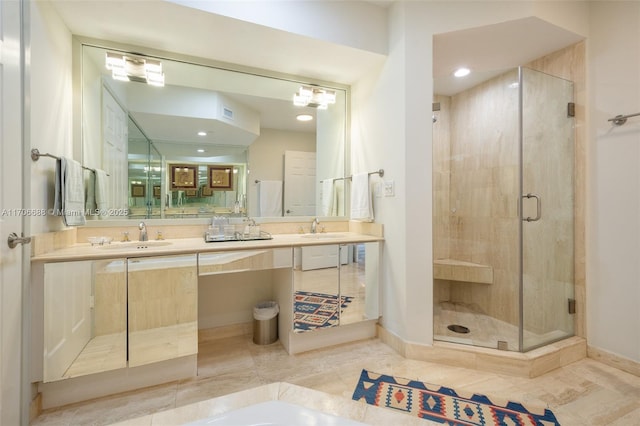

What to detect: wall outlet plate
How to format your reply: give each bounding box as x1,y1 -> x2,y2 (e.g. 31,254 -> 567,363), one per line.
384,180 -> 395,197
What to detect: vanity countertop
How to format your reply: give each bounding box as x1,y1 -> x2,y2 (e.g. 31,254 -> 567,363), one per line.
31,232 -> 383,262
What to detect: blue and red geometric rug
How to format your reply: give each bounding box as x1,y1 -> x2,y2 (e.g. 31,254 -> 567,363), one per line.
294,291 -> 353,332
352,369 -> 560,426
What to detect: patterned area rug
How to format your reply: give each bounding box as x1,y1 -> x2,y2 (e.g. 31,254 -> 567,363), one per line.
294,291 -> 353,331
352,370 -> 560,426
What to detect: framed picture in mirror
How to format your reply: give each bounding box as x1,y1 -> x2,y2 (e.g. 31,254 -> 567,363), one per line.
153,185 -> 161,199
170,164 -> 197,189
201,186 -> 213,196
185,189 -> 198,197
131,184 -> 145,197
208,166 -> 233,190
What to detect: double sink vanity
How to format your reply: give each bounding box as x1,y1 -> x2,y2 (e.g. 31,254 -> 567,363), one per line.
30,222 -> 383,409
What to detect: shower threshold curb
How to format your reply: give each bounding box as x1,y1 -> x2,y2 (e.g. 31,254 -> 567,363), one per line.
377,326 -> 586,378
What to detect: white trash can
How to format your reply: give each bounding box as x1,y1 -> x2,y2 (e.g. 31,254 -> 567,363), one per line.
253,301 -> 279,345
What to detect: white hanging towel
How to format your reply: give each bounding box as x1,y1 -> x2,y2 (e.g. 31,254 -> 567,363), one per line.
94,169 -> 109,218
85,168 -> 109,218
321,179 -> 336,216
350,172 -> 373,222
60,157 -> 86,226
258,180 -> 283,217
225,191 -> 237,209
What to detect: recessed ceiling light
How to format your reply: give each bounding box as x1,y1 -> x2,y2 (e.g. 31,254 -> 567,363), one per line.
296,114 -> 313,122
197,131 -> 207,136
197,149 -> 205,153
454,67 -> 471,78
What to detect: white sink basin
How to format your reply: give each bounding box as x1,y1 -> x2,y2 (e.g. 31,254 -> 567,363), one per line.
98,241 -> 173,250
300,233 -> 344,239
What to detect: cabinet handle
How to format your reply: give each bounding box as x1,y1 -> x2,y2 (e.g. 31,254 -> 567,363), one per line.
522,193 -> 541,222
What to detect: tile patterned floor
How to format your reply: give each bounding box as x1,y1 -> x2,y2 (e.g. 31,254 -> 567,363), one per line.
32,336 -> 640,425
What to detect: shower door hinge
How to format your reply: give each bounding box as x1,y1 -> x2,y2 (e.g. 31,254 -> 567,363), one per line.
568,298 -> 576,314
567,102 -> 576,117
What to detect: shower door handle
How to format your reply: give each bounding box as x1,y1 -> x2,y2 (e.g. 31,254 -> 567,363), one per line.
522,193 -> 541,222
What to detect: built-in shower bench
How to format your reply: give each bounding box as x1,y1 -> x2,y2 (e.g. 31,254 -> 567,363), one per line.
433,258 -> 493,284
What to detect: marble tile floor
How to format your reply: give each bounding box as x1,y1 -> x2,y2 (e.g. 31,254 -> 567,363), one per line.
32,335 -> 640,425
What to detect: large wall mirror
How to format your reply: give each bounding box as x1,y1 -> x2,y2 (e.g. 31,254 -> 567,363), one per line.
79,40 -> 348,221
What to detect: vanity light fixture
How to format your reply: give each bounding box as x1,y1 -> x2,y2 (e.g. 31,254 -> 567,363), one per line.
293,85 -> 336,109
454,67 -> 471,78
197,149 -> 205,153
197,131 -> 207,136
296,114 -> 313,122
105,52 -> 165,87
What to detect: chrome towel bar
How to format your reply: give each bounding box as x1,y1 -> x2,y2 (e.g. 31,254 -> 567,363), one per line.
31,148 -> 110,176
608,112 -> 640,126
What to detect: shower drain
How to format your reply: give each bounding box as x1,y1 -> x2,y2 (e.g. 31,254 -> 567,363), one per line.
447,324 -> 470,334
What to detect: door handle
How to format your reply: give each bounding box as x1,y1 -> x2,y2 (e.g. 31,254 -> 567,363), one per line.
522,193 -> 541,222
8,232 -> 31,249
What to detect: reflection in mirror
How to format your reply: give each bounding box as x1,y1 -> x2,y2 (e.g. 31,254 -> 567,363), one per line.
292,242 -> 379,332
127,254 -> 198,367
127,115 -> 248,219
80,42 -> 347,221
43,259 -> 126,382
293,244 -> 340,332
339,242 -> 379,326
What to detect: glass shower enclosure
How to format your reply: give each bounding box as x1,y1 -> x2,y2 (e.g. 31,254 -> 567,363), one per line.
432,67 -> 574,352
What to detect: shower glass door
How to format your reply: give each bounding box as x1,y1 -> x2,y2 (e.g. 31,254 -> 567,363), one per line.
432,68 -> 522,351
520,67 -> 575,351
433,66 -> 575,352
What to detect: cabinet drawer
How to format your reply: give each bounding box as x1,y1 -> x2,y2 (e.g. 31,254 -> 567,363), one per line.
198,248 -> 292,276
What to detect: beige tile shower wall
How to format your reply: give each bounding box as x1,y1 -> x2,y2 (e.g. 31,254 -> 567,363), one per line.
526,42 -> 586,339
432,95 -> 452,303
448,69 -> 521,326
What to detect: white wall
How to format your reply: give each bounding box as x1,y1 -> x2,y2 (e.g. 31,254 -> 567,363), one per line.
169,0 -> 388,56
587,2 -> 640,363
30,1 -> 73,234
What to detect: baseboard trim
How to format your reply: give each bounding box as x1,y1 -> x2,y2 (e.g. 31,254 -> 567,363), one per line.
29,392 -> 42,423
588,345 -> 640,377
38,354 -> 197,409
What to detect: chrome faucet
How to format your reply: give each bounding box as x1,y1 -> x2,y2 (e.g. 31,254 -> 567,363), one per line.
138,221 -> 148,242
311,217 -> 320,234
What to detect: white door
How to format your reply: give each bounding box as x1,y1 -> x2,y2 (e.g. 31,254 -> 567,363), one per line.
283,150 -> 316,216
102,87 -> 128,211
1,0 -> 27,423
